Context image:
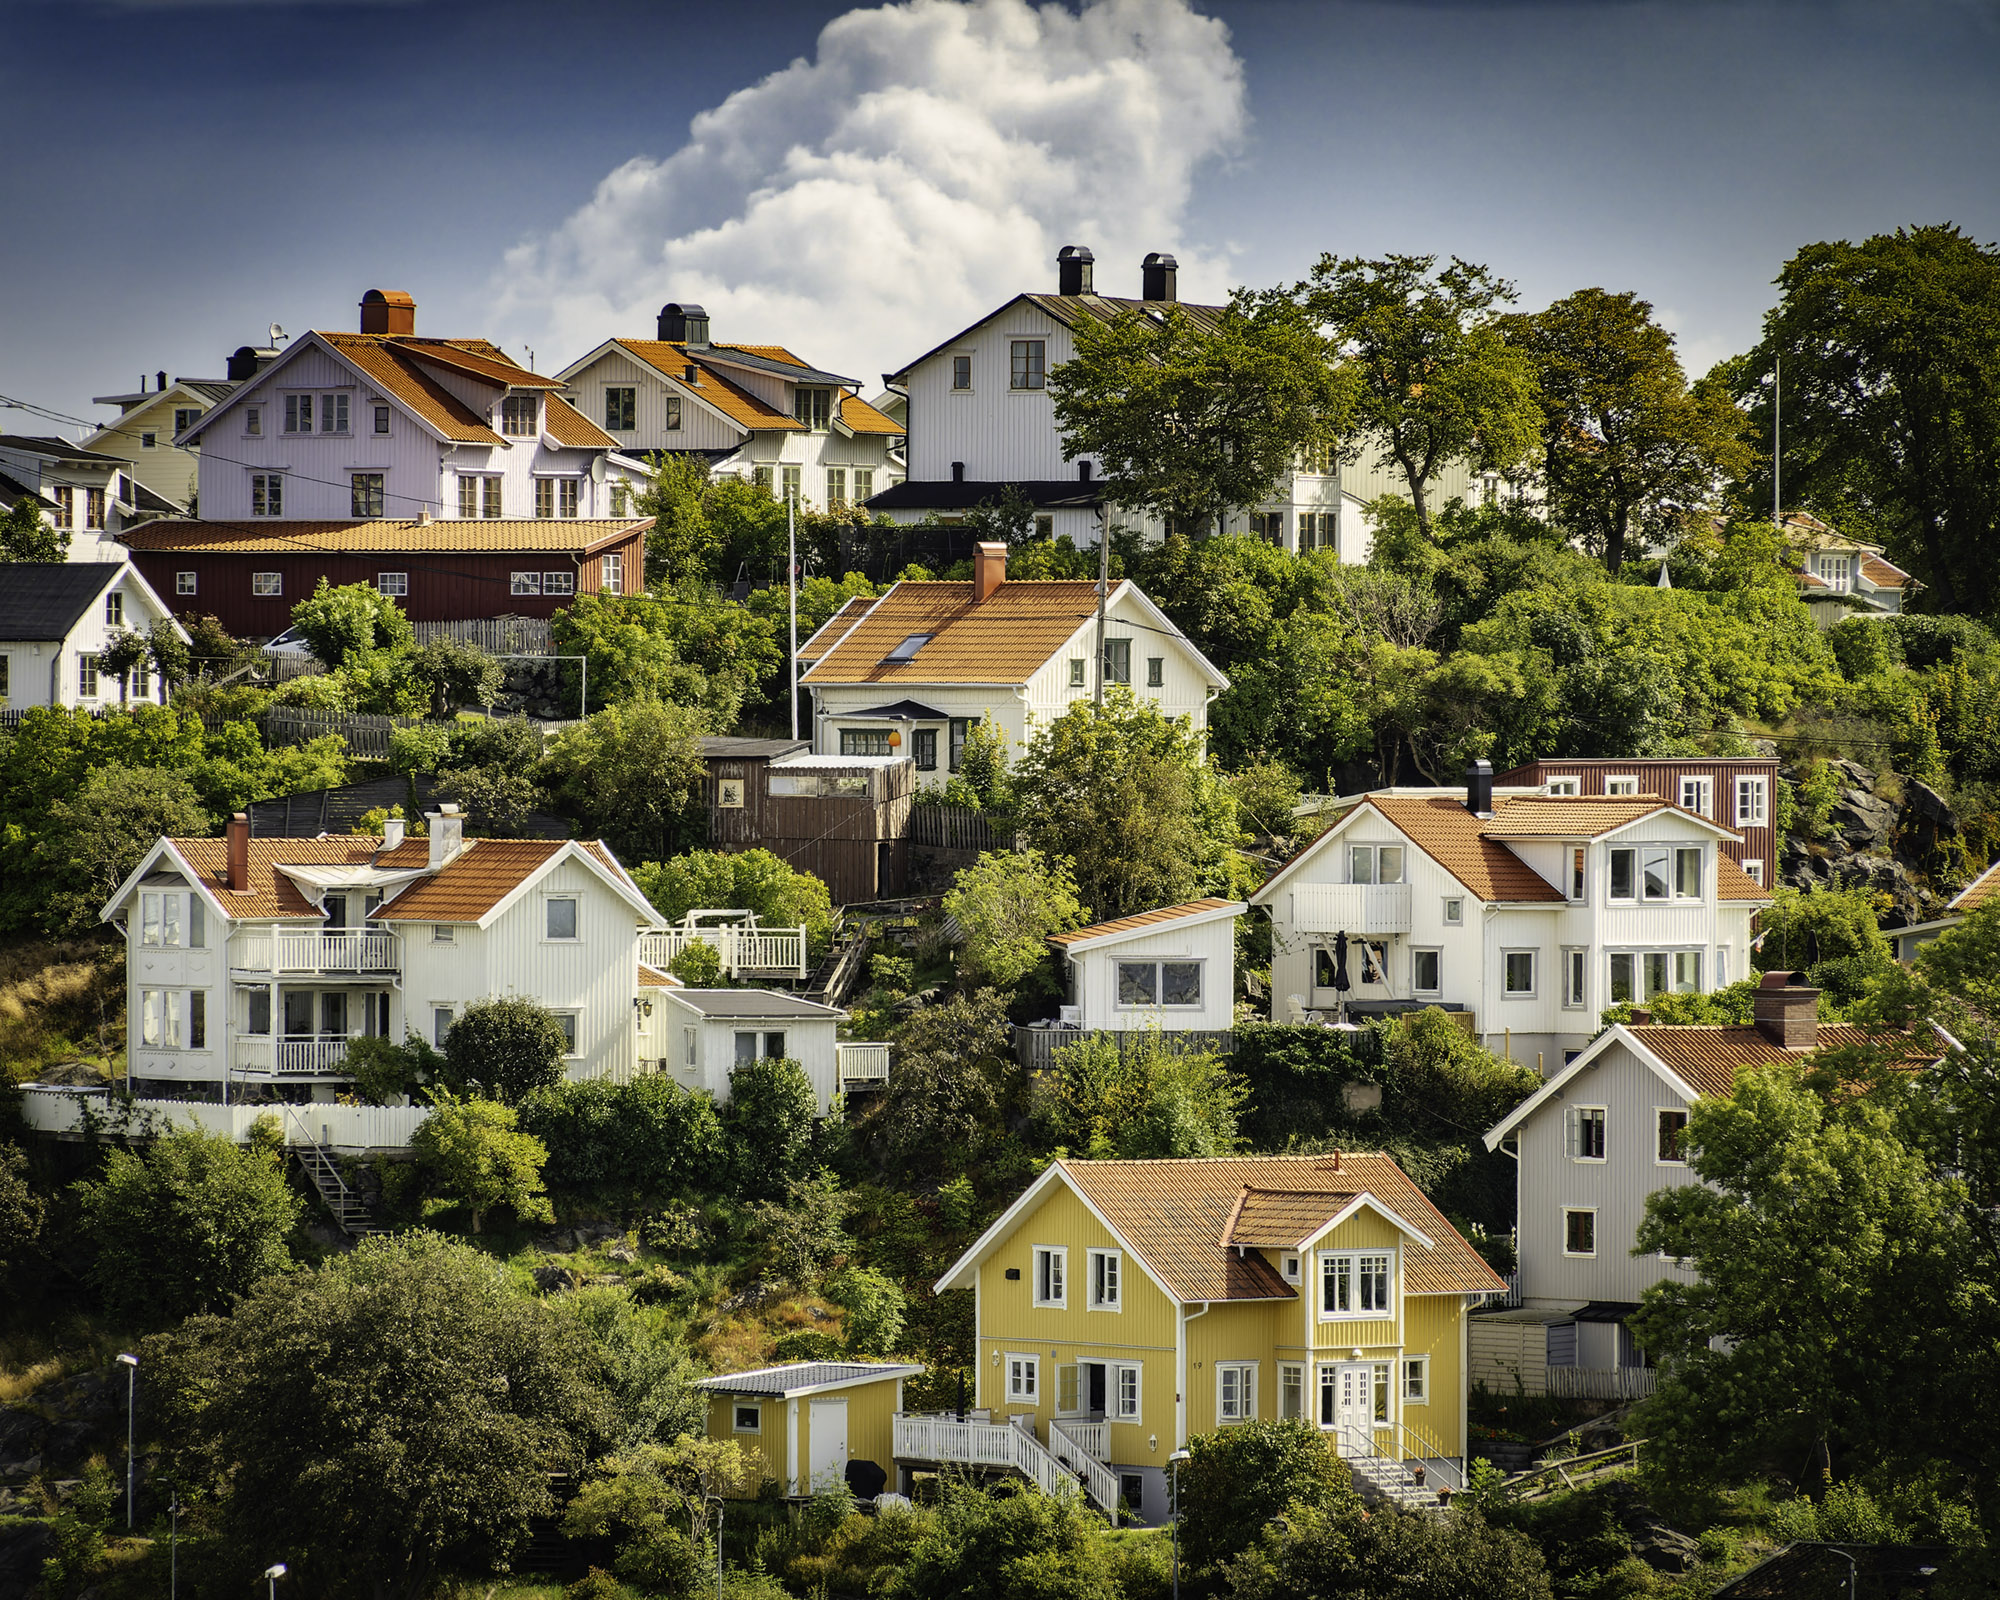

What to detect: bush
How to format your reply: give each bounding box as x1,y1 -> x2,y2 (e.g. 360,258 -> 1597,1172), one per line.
668,940 -> 723,985
867,991 -> 1018,1179
635,849 -> 836,958
824,1264 -> 907,1356
1175,1419 -> 1358,1574
343,1031 -> 444,1104
722,1056 -> 820,1201
518,1077 -> 727,1205
1033,1031 -> 1246,1159
748,1168 -> 852,1286
409,1093 -> 554,1233
291,577 -> 414,668
943,849 -> 1088,991
444,995 -> 570,1102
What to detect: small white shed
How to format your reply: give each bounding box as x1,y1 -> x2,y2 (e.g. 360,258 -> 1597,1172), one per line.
1047,898 -> 1245,1034
656,987 -> 850,1114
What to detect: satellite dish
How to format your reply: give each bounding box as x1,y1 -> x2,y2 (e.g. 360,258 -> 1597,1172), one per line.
591,456 -> 608,485
269,323 -> 288,347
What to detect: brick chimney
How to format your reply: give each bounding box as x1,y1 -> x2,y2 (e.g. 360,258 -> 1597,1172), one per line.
1627,1007 -> 1653,1026
360,289 -> 416,337
1753,970 -> 1820,1049
973,542 -> 1007,603
227,812 -> 250,892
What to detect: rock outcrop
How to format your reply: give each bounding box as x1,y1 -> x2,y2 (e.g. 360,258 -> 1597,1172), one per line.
1779,759 -> 1953,928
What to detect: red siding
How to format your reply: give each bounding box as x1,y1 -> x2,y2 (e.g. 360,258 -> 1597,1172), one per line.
1494,758 -> 1781,877
130,528 -> 648,637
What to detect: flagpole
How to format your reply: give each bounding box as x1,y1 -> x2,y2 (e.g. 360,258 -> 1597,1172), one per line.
788,489 -> 800,741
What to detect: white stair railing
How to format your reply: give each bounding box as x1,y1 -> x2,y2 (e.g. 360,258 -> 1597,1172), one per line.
1047,1420 -> 1120,1515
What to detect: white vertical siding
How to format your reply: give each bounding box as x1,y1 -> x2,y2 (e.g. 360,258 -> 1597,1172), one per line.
1070,915 -> 1238,1033
902,305 -> 1080,482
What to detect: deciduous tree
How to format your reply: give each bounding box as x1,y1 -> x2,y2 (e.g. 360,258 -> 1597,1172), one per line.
289,577 -> 414,668
408,1091 -> 555,1232
942,849 -> 1088,990
35,764 -> 209,934
0,497 -> 66,561
541,697 -> 707,863
443,996 -> 569,1104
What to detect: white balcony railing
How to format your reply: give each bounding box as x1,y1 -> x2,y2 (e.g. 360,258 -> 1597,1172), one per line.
892,1414 -> 1112,1512
1291,882 -> 1414,935
837,1042 -> 891,1087
230,929 -> 400,974
274,1037 -> 352,1075
640,914 -> 808,978
1052,1418 -> 1109,1460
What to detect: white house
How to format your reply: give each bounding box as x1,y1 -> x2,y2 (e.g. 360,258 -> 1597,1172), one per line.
796,543 -> 1228,785
1047,898 -> 1244,1035
86,372 -> 237,511
1251,763 -> 1769,1073
1892,859 -> 2000,963
0,436 -> 176,561
1783,511 -> 1915,627
0,562 -> 184,710
171,289 -> 641,524
556,304 -> 905,518
1475,975 -> 1944,1397
655,986 -> 858,1115
870,244 -> 1486,554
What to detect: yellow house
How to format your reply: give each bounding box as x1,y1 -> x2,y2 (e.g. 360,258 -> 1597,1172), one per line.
921,1154 -> 1505,1523
696,1361 -> 924,1500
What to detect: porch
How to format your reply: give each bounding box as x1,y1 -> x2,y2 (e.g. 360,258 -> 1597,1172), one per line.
229,929 -> 400,975
640,912 -> 809,979
892,1412 -> 1118,1518
1012,1024 -> 1234,1073
837,1041 -> 891,1090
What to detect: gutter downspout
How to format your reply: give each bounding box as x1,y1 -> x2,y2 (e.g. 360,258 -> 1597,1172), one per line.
1177,1300 -> 1211,1449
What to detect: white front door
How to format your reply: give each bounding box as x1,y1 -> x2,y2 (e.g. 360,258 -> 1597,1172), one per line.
1328,1363 -> 1374,1455
807,1398 -> 848,1492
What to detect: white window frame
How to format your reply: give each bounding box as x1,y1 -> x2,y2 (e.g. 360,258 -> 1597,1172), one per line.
251,572 -> 282,597
432,1005 -> 455,1046
1502,949 -> 1537,997
1112,1362 -> 1142,1421
1736,777 -> 1768,825
1562,947 -> 1587,1010
553,1010 -> 581,1059
1655,1107 -> 1690,1166
1319,1249 -> 1395,1320
1068,657 -> 1086,688
1606,775 -> 1639,795
1402,1355 -> 1430,1405
732,1403 -> 761,1434
1216,1362 -> 1257,1425
1280,1251 -> 1301,1284
1679,776 -> 1713,817
1114,958 -> 1203,1011
1546,777 -> 1581,796
376,572 -> 408,596
1673,846 -> 1704,901
1087,1247 -> 1121,1312
1006,1353 -> 1039,1403
510,571 -> 542,596
432,923 -> 455,943
601,553 -> 623,594
1278,1362 -> 1305,1421
1411,947 -> 1441,995
1608,846 -> 1636,903
1742,858 -> 1765,886
1347,844 -> 1405,884
1442,897 -> 1464,927
1033,1245 -> 1068,1308
176,571 -> 197,595
1563,1207 -> 1598,1258
544,894 -> 581,942
1567,1105 -> 1608,1162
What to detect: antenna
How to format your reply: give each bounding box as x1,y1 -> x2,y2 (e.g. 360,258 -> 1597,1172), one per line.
269,323 -> 289,347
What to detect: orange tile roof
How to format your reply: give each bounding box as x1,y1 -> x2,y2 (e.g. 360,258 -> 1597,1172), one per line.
1716,854 -> 1771,901
120,517 -> 650,554
1797,569 -> 1832,590
801,578 -> 1107,686
372,839 -> 623,923
614,340 -> 803,432
1062,1153 -> 1505,1301
638,962 -> 681,988
1049,897 -> 1239,947
1948,859 -> 2000,912
1222,1187 -> 1357,1248
318,332 -> 505,443
798,595 -> 877,663
1484,795 -> 1711,838
1366,795 -> 1565,903
1627,1023 -> 1939,1098
393,338 -> 566,390
542,395 -> 619,450
171,836 -> 387,919
839,392 -> 905,436
1859,553 -> 1911,587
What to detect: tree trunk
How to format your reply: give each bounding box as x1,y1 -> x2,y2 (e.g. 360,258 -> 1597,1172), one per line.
1607,505 -> 1629,576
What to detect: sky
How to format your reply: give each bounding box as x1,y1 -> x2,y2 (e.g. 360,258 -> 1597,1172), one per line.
2,0 -> 1996,434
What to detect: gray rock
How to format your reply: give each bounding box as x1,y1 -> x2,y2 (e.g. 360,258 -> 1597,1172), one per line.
1907,779 -> 1957,828
605,1245 -> 638,1264
531,1265 -> 581,1294
0,1455 -> 42,1482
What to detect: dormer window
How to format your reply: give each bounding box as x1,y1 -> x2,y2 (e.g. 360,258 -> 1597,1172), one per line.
884,634 -> 930,664
501,395 -> 539,437
795,388 -> 833,431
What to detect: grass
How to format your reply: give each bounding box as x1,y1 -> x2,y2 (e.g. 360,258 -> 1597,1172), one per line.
0,936 -> 126,1085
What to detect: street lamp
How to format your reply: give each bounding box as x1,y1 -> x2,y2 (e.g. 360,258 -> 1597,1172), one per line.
1168,1448 -> 1192,1600
704,1494 -> 725,1600
265,1562 -> 288,1600
169,1497 -> 180,1600
115,1353 -> 138,1529
1830,1545 -> 1858,1600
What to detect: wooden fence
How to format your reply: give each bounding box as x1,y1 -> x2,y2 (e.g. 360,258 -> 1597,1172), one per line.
260,707 -> 420,758
910,804 -> 1018,852
413,617 -> 557,655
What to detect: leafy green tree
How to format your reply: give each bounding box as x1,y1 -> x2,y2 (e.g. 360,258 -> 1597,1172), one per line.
1,496 -> 66,561
824,1264 -> 907,1357
633,847 -> 835,955
1731,224 -> 2000,615
890,1481 -> 1121,1600
748,1167 -> 852,1286
409,1092 -> 555,1232
638,451 -> 724,586
1175,1418 -> 1359,1574
0,1142 -> 47,1282
34,763 -> 209,934
517,1076 -> 726,1207
721,1055 -> 820,1201
290,576 -> 415,667
407,635 -> 503,717
146,616 -> 192,691
435,763 -> 540,837
1224,1503 -> 1552,1600
1298,253 -> 1543,542
565,1437 -> 761,1594
1506,287 -> 1751,573
146,1230 -> 611,1598
444,995 -> 570,1102
1035,1031 -> 1246,1159
1011,687 -> 1240,919
97,629 -> 151,700
549,1288 -> 708,1449
1049,292 -> 1351,536
867,990 -> 1018,1180
943,849 -> 1088,990
543,697 -> 707,863
342,1031 -> 444,1104
1755,885 -> 1897,1005
552,592 -> 717,713
74,1126 -> 301,1323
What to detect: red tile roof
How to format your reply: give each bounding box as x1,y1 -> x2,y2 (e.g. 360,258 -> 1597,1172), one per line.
802,578 -> 1108,686
1367,795 -> 1565,903
1628,1023 -> 1941,1098
1049,898 -> 1239,947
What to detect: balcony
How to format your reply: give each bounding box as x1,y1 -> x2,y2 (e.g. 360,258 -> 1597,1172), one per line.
232,1037 -> 353,1076
640,916 -> 808,979
837,1041 -> 890,1090
1290,882 -> 1413,936
230,929 -> 401,976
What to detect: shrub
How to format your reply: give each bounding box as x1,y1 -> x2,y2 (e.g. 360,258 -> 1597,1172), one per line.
1175,1419 -> 1358,1574
824,1264 -> 907,1356
943,849 -> 1088,991
518,1077 -> 726,1204
444,995 -> 570,1102
668,940 -> 723,985
1034,1031 -> 1245,1159
722,1056 -> 819,1201
635,848 -> 836,956
409,1093 -> 554,1233
343,1031 -> 443,1104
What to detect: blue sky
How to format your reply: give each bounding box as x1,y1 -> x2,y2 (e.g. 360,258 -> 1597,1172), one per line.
3,0 -> 1996,431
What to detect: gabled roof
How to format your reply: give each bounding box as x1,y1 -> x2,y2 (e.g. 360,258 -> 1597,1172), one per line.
1859,553 -> 1911,588
313,333 -> 509,444
1048,897 -> 1244,952
1221,1187 -> 1355,1248
694,1361 -> 924,1398
389,337 -> 567,391
1482,795 -> 1740,841
1948,858 -> 2000,913
660,989 -> 846,1020
118,517 -> 650,555
798,595 -> 878,663
371,839 -> 646,928
936,1153 -> 1504,1303
612,340 -> 803,433
155,835 -> 411,921
541,395 -> 619,450
838,392 -> 905,436
888,291 -> 1226,383
0,562 -> 127,642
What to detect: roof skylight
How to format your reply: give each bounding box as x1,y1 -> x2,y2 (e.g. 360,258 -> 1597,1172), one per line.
883,633 -> 931,664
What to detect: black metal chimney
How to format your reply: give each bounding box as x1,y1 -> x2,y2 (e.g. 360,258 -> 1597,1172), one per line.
657,302 -> 710,346
1141,252 -> 1179,302
951,461 -> 966,483
1057,244 -> 1095,296
1466,758 -> 1494,816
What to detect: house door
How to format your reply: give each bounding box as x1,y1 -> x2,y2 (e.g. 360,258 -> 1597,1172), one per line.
1085,1361 -> 1107,1417
1323,1364 -> 1374,1455
807,1399 -> 848,1493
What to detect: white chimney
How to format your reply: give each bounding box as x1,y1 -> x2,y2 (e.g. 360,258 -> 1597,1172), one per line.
383,816 -> 406,850
427,804 -> 464,867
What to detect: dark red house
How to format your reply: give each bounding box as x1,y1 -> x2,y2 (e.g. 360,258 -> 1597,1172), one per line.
119,515 -> 652,636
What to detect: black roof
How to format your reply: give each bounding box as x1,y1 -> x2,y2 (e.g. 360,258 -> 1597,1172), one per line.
0,435 -> 129,467
839,699 -> 952,721
700,347 -> 857,388
0,469 -> 36,510
1711,1543 -> 1951,1598
700,736 -> 811,761
0,562 -> 122,641
865,478 -> 1105,512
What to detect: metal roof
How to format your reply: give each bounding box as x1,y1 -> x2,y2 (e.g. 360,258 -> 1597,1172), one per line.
695,1361 -> 925,1397
0,562 -> 124,641
665,989 -> 846,1019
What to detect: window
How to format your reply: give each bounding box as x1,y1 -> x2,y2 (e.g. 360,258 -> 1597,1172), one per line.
52,487 -> 73,526
1010,339 -> 1047,389
1113,1365 -> 1141,1421
1279,1363 -> 1305,1421
948,718 -> 970,772
1657,1109 -> 1690,1164
781,466 -> 801,503
351,473 -> 385,517
1034,515 -> 1053,539
664,396 -> 683,431
1679,776 -> 1713,816
176,571 -> 197,595
75,654 -> 99,698
458,475 -> 502,517
795,388 -> 832,431
826,468 -> 847,506
82,488 -> 105,529
1300,511 -> 1338,552
433,924 -> 455,943
1503,950 -> 1536,996
1819,553 -> 1853,591
250,474 -> 283,516
1715,945 -> 1731,984
1411,948 -> 1441,994
1443,897 -> 1464,926
1563,1209 -> 1597,1257
284,393 -> 312,433
546,897 -> 579,940
1606,776 -> 1639,795
1610,948 -> 1702,1001
1563,947 -> 1587,1009
1007,1355 -> 1039,1403
558,479 -> 581,517
1736,777 -> 1767,825
1146,656 -> 1164,688
764,1031 -> 787,1061
1609,848 -> 1635,901
1103,638 -> 1131,684
853,469 -> 873,502
1547,776 -> 1581,796
376,572 -> 408,596
1675,847 -> 1702,899
1675,950 -> 1702,991
601,553 -> 623,594
1742,858 -> 1764,885
753,466 -> 773,495
1250,511 -> 1285,542
1088,1248 -> 1121,1310
1281,1252 -> 1301,1283
1298,439 -> 1334,474
105,592 -> 124,626
684,1027 -> 698,1068
1068,657 -> 1086,688
543,571 -> 574,596
0,658 -> 7,697
374,405 -> 391,435
247,989 -> 270,1035
1321,1251 -> 1393,1318
173,406 -> 201,433
952,355 -> 972,390
610,483 -> 631,517
433,1006 -> 454,1046
884,633 -> 930,663
252,572 -> 282,597
733,1404 -> 761,1433
912,728 -> 937,771
141,432 -> 156,449
840,729 -> 892,756
1348,844 -> 1405,884
1033,1246 -> 1067,1307
1571,847 -> 1586,901
326,393 -> 349,433
1402,1356 -> 1429,1404
501,395 -> 538,436
510,572 -> 542,596
1217,1363 -> 1256,1424
1116,960 -> 1201,1008
245,406 -> 261,436
535,479 -> 554,518
734,1031 -> 758,1066
604,388 -> 636,430
1568,1106 -> 1607,1161
1642,847 -> 1671,900
555,1012 -> 579,1056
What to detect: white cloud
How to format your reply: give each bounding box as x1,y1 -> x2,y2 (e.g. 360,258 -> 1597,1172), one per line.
492,0 -> 1246,386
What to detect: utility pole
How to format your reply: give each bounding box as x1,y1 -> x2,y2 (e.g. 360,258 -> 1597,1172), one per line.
1772,354 -> 1781,527
1092,508 -> 1109,707
788,489 -> 800,740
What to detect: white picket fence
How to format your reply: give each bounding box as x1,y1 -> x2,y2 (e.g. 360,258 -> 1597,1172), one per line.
639,918 -> 808,977
18,1086 -> 428,1149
